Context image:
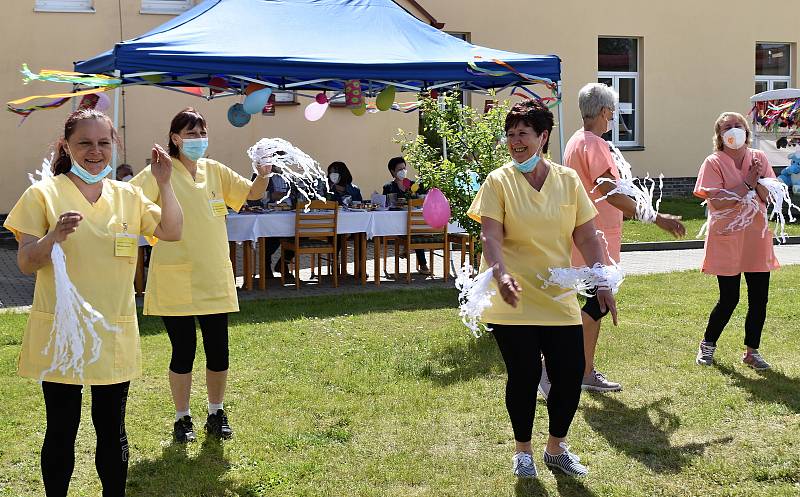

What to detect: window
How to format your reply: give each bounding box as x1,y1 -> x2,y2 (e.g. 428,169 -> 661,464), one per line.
273,91 -> 297,105
35,0 -> 93,12
755,43 -> 791,93
141,0 -> 192,15
598,37 -> 641,147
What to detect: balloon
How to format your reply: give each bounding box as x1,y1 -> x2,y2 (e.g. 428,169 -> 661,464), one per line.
208,76 -> 229,94
375,85 -> 395,111
402,178 -> 412,190
304,101 -> 329,121
142,74 -> 164,83
244,82 -> 265,95
227,103 -> 251,127
94,92 -> 111,112
350,104 -> 366,116
243,87 -> 272,114
315,93 -> 328,104
422,188 -> 451,229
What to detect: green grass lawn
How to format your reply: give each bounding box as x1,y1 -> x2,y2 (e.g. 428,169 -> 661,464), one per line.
621,196 -> 800,243
2,268 -> 800,496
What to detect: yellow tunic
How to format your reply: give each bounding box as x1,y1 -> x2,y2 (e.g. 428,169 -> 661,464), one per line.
131,157 -> 251,316
3,175 -> 161,385
467,163 -> 598,326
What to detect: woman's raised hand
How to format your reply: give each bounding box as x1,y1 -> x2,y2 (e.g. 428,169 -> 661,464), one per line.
151,144 -> 173,185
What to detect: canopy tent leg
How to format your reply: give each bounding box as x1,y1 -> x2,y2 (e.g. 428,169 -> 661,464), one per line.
557,80 -> 565,164
112,70 -> 121,170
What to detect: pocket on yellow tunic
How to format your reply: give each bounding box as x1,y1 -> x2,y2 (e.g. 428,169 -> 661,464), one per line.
155,263 -> 193,307
113,315 -> 140,377
19,310 -> 55,376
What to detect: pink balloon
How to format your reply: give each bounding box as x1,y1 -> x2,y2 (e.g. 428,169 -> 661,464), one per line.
422,188 -> 451,229
95,92 -> 111,112
304,101 -> 328,121
315,93 -> 328,104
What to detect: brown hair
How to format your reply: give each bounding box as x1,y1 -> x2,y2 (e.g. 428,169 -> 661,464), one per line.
52,109 -> 119,175
168,107 -> 207,158
713,112 -> 752,151
504,99 -> 554,154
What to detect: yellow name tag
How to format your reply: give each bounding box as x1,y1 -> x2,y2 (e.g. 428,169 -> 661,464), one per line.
209,198 -> 228,217
115,233 -> 138,257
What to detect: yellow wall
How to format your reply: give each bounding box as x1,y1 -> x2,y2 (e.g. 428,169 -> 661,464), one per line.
1,0 -> 798,213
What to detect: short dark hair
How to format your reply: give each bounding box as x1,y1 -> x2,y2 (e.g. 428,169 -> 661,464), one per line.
52,109 -> 119,175
504,100 -> 554,154
387,156 -> 405,173
168,107 -> 207,158
328,161 -> 353,186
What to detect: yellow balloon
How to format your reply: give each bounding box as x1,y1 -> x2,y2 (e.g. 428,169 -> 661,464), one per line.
351,104 -> 367,116
411,182 -> 419,193
375,85 -> 396,111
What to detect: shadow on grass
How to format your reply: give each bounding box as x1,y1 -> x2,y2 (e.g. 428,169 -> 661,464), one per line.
418,334 -> 504,386
714,363 -> 800,412
138,287 -> 459,336
514,477 -> 550,496
583,394 -> 733,474
551,471 -> 598,497
127,437 -> 235,497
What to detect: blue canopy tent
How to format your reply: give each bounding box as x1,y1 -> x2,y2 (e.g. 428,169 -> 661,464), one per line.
72,0 -> 563,156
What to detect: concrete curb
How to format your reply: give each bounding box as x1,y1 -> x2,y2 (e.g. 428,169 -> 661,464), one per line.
622,236 -> 800,252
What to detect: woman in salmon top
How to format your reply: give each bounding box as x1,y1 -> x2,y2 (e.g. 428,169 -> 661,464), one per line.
693,111 -> 779,371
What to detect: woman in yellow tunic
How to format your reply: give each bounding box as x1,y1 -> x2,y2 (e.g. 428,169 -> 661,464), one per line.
467,100 -> 617,479
131,107 -> 268,442
3,109 -> 182,497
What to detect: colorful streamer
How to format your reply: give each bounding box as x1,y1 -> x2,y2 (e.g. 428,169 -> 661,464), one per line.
7,87 -> 110,118
21,64 -> 121,87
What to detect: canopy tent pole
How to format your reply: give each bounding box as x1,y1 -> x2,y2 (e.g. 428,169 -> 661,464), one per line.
112,70 -> 121,170
557,80 -> 565,163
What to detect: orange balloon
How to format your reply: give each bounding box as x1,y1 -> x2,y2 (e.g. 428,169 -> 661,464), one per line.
244,82 -> 265,95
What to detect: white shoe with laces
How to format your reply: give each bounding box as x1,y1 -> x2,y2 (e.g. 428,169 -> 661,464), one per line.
512,451 -> 538,478
543,442 -> 588,477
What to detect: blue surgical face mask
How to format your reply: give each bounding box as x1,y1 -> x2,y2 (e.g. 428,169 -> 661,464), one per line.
180,137 -> 208,161
512,154 -> 541,173
67,148 -> 112,184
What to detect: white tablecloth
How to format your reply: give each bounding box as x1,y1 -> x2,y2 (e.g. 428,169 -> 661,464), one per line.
140,210 -> 464,246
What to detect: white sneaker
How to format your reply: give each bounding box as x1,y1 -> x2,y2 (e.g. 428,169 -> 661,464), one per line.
512,451 -> 538,478
696,340 -> 716,366
544,442 -> 588,477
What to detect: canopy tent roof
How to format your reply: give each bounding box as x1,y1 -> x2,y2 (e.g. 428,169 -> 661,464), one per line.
74,0 -> 561,94
751,88 -> 800,102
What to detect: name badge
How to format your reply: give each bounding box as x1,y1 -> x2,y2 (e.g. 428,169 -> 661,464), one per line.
209,198 -> 228,217
115,233 -> 137,257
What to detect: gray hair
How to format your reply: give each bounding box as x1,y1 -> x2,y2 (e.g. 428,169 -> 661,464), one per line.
578,83 -> 618,119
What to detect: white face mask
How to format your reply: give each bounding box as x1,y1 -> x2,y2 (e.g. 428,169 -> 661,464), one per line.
121,174 -> 133,182
329,172 -> 340,184
722,127 -> 747,150
396,168 -> 407,180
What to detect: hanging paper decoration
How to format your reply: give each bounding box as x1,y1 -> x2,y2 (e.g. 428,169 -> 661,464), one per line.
7,87 -> 109,119
262,93 -> 276,115
454,265 -> 495,338
208,76 -> 229,95
467,57 -> 559,104
304,101 -> 328,121
77,93 -> 100,110
375,85 -> 396,111
227,103 -> 251,127
243,87 -> 272,114
422,188 -> 451,229
750,98 -> 800,132
344,80 -> 364,109
178,86 -> 204,96
315,93 -> 329,105
246,138 -> 328,208
21,64 -> 121,87
141,74 -> 165,84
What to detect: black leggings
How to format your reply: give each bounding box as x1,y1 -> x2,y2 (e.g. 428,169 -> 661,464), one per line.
490,324 -> 585,441
704,272 -> 770,349
163,313 -> 229,374
41,381 -> 130,497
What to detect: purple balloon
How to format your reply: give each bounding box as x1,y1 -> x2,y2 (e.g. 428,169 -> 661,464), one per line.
422,188 -> 451,229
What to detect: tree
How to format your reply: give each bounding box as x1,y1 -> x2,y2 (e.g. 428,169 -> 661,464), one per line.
396,92 -> 510,242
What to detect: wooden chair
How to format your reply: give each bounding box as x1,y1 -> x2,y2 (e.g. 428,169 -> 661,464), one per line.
449,233 -> 475,271
398,198 -> 448,283
280,200 -> 339,289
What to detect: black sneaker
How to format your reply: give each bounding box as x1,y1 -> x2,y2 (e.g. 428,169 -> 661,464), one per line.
205,409 -> 234,439
173,415 -> 197,443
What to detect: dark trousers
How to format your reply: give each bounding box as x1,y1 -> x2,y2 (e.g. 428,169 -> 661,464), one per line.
163,313 -> 229,374
704,272 -> 770,349
264,238 -> 294,271
41,381 -> 130,497
490,324 -> 585,441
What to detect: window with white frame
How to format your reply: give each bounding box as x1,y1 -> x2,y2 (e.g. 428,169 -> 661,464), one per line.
598,37 -> 640,147
35,0 -> 93,12
141,0 -> 192,15
755,43 -> 791,94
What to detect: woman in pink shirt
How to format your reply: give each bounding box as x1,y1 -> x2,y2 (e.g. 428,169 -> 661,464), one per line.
694,112 -> 778,370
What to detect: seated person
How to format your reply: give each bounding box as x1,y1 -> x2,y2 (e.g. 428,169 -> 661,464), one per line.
116,163 -> 134,182
382,156 -> 430,275
327,161 -> 362,205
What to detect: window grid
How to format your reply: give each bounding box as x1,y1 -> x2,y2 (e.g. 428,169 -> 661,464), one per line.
35,0 -> 93,13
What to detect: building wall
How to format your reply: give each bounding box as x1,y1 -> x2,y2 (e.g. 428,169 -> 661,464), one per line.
0,0 -> 797,213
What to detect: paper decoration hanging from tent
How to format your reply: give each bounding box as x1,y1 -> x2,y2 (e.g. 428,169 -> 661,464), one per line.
376,85 -> 396,111
422,188 -> 451,229
344,80 -> 364,109
78,93 -> 100,110
227,103 -> 251,127
304,101 -> 328,121
141,74 -> 165,84
7,87 -> 109,119
179,86 -> 204,96
21,64 -> 121,87
262,93 -> 276,115
208,76 -> 229,95
243,87 -> 272,114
